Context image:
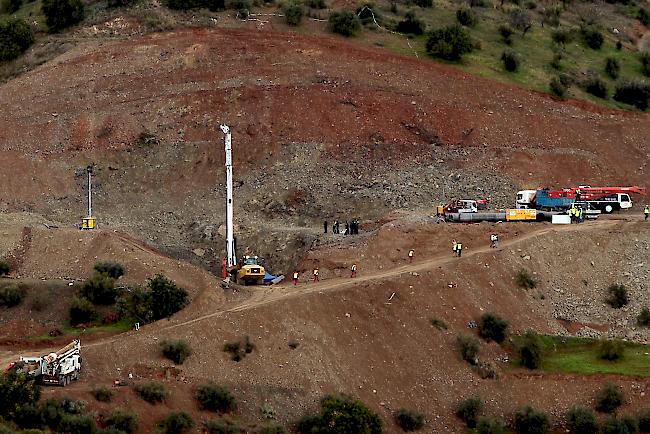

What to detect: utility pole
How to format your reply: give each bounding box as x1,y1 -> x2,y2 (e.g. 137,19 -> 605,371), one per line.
221,125 -> 236,267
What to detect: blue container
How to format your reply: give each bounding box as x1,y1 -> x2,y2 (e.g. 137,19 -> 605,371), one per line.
535,190 -> 574,209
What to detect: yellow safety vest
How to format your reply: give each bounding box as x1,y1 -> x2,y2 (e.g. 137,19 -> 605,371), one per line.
645,206 -> 649,214
457,243 -> 463,250
351,264 -> 357,271
313,269 -> 319,276
408,250 -> 414,257
293,272 -> 298,279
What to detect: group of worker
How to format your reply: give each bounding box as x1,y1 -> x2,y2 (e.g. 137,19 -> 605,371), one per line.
292,263 -> 358,285
568,204 -> 584,224
325,220 -> 360,235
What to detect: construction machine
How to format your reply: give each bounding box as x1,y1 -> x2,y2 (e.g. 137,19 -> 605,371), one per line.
517,186 -> 646,213
437,198 -> 488,216
7,340 -> 82,386
232,255 -> 265,285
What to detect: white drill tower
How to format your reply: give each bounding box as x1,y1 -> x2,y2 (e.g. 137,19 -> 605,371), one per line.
87,164 -> 93,218
221,125 -> 236,267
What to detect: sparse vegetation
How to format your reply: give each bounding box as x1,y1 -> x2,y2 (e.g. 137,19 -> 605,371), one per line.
91,386 -> 113,402
105,411 -> 138,434
551,28 -> 573,46
41,0 -> 85,32
514,406 -> 549,434
598,340 -> 624,361
296,393 -> 383,434
498,24 -> 514,45
456,7 -> 477,27
600,416 -> 631,434
149,274 -> 189,320
566,406 -> 598,434
283,1 -> 304,26
595,383 -> 624,414
426,24 -> 473,61
204,419 -> 243,434
0,284 -> 25,307
0,261 -> 9,276
549,76 -> 567,98
456,334 -> 479,365
258,425 -> 287,434
639,8 -> 650,27
161,339 -> 192,365
135,382 -> 166,404
641,53 -> 650,77
478,313 -> 508,343
476,417 -> 507,434
516,269 -> 537,289
606,284 -> 629,308
195,383 -> 237,413
0,18 -> 34,62
80,272 -> 120,305
581,26 -> 604,50
223,336 -> 255,361
396,10 -> 425,35
158,411 -> 195,434
328,11 -> 361,37
305,0 -> 325,8
501,49 -> 520,72
517,330 -> 543,369
395,408 -> 424,431
605,57 -> 620,79
638,308 -> 650,327
0,372 -> 41,419
456,396 -> 483,428
613,80 -> 650,110
94,262 -> 125,279
430,318 -> 448,330
582,75 -> 608,99
69,296 -> 96,325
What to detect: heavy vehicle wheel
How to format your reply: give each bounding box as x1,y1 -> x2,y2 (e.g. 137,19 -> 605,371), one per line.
604,204 -> 613,213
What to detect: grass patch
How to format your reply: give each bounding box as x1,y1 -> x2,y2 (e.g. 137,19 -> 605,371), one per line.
511,335 -> 650,377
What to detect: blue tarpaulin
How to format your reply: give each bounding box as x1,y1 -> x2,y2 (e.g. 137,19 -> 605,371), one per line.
263,272 -> 276,283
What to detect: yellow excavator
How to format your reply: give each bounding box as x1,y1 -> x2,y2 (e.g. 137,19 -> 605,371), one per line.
233,255 -> 265,285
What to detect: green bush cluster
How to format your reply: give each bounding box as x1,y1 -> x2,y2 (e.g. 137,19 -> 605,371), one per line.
134,381 -> 167,404
595,383 -> 623,414
598,340 -> 624,361
477,417 -> 507,434
0,18 -> 34,61
549,76 -> 567,98
296,393 -> 383,434
604,57 -> 620,79
305,0 -> 325,8
517,330 -> 544,369
456,335 -> 479,365
498,24 -> 514,45
161,340 -> 192,365
164,0 -> 224,10
514,406 -> 549,434
456,396 -> 483,428
566,406 -> 598,434
91,386 -> 114,402
69,296 -> 96,325
456,7 -> 477,27
195,383 -> 237,413
328,10 -> 361,36
0,284 -> 25,307
581,26 -> 604,49
582,75 -> 608,99
395,408 -> 424,431
149,274 -> 189,320
606,284 -> 628,308
426,24 -> 473,61
158,411 -> 195,434
501,49 -> 519,71
284,1 -> 304,25
613,79 -> 650,110
94,262 -> 125,279
223,335 -> 255,361
637,307 -> 650,327
41,0 -> 85,32
105,410 -> 138,434
516,269 -> 537,289
0,260 -> 9,276
396,10 -> 424,35
80,272 -> 121,305
479,313 -> 508,343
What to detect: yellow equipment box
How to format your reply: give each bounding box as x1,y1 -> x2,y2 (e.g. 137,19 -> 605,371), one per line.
82,217 -> 96,229
506,209 -> 537,221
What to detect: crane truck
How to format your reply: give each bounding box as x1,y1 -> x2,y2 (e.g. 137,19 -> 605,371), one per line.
6,340 -> 82,386
516,186 -> 647,213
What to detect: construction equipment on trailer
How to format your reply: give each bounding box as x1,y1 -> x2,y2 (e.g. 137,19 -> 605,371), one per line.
516,186 -> 646,213
7,340 -> 81,386
437,199 -> 488,216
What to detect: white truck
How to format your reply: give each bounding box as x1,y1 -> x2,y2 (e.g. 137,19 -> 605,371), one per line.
7,340 -> 82,386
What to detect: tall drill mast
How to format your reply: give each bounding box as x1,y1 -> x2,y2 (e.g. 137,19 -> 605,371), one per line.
220,125 -> 236,267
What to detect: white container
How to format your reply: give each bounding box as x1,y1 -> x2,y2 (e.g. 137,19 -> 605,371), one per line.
552,214 -> 571,225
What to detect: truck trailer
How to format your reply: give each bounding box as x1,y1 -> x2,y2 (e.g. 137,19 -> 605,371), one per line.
516,186 -> 646,213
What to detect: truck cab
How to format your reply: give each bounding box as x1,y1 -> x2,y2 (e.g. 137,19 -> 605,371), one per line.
516,190 -> 537,209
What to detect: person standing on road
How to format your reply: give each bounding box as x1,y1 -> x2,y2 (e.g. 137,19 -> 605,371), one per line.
452,240 -> 458,256
345,221 -> 350,235
456,241 -> 463,257
490,234 -> 498,248
293,271 -> 299,285
350,263 -> 357,278
313,267 -> 319,283
644,205 -> 649,221
324,220 -> 328,234
408,249 -> 414,263
333,220 -> 339,234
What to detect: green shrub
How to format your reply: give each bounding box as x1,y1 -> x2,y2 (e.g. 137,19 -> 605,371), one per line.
59,414 -> 96,434
583,75 -> 608,98
134,382 -> 166,404
0,373 -> 40,420
296,393 -> 383,434
69,297 -> 96,325
515,406 -> 549,434
638,7 -> 649,27
328,11 -> 361,36
305,0 -> 325,8
161,340 -> 192,365
518,330 -> 543,369
640,308 -> 650,327
550,76 -> 567,98
395,408 -> 424,431
204,419 -> 242,433
598,340 -> 624,361
613,79 -> 650,110
605,57 -> 620,79
606,284 -> 628,308
596,383 -> 624,413
501,49 -> 519,72
641,53 -> 650,77
498,24 -> 514,44
283,1 -> 304,25
638,408 -> 650,431
258,425 -> 286,434
0,18 -> 34,62
0,261 -> 9,276
581,26 -> 604,49
622,416 -> 639,433
164,0 -> 225,11
149,274 -> 188,320
92,386 -> 113,402
106,411 -> 138,434
2,0 -> 23,13
541,5 -> 561,27
509,9 -> 532,34
426,24 -> 473,61
430,318 -> 447,330
567,406 -> 598,434
81,272 -> 120,305
158,412 -> 195,434
0,285 -> 25,307
195,383 -> 237,413
516,269 -> 537,289
552,28 -> 573,45
396,10 -> 424,35
456,7 -> 477,27
41,0 -> 85,32
477,417 -> 507,434
600,416 -> 633,434
94,262 -> 125,279
414,0 -> 432,7
456,335 -> 479,365
115,285 -> 153,324
14,403 -> 44,429
479,313 -> 508,343
456,396 -> 482,428
226,0 -> 250,11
